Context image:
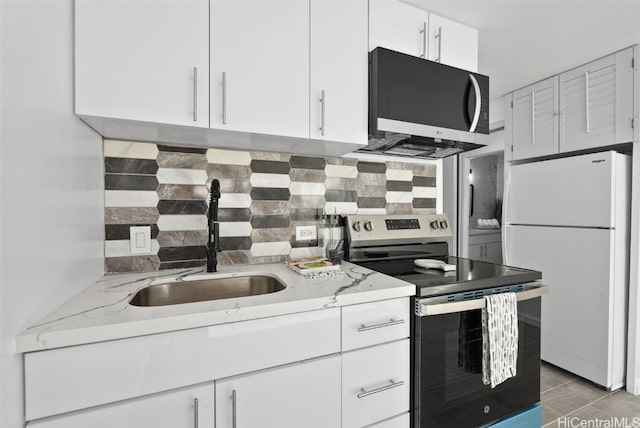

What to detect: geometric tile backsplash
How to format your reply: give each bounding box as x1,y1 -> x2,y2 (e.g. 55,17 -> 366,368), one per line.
104,139 -> 437,273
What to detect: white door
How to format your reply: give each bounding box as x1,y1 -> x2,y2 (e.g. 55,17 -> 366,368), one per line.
505,151 -> 626,228
368,0 -> 430,58
504,225 -> 619,388
75,0 -> 209,128
215,355 -> 341,428
427,14 -> 478,72
559,48 -> 634,153
210,0 -> 309,138
27,383 -> 214,428
310,0 -> 368,146
511,76 -> 559,161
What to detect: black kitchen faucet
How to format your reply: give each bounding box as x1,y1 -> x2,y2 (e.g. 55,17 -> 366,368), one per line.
206,179 -> 221,272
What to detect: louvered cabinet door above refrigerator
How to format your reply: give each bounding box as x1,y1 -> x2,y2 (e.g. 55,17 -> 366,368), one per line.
559,47 -> 634,153
511,76 -> 559,161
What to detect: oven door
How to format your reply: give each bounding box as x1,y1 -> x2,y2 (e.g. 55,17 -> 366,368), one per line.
413,286 -> 546,428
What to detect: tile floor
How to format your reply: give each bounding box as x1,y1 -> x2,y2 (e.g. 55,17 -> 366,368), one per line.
541,362 -> 640,427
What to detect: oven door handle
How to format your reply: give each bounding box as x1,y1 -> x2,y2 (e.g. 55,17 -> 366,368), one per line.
416,285 -> 548,316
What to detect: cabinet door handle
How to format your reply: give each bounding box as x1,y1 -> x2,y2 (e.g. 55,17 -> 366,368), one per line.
585,71 -> 590,133
357,318 -> 405,332
319,90 -> 325,136
193,67 -> 198,122
193,398 -> 199,428
357,379 -> 404,398
231,389 -> 237,428
435,26 -> 442,63
222,72 -> 227,125
419,22 -> 426,58
531,90 -> 536,144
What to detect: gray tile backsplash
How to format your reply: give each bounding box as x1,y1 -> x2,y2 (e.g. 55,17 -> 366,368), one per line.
103,139 -> 438,272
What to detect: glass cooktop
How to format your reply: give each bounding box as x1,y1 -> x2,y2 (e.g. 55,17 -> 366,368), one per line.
356,256 -> 542,298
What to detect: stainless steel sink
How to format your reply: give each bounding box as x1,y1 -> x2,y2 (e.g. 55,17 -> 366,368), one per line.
129,275 -> 286,307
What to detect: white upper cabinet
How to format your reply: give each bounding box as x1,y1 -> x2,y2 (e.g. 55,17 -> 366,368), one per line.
508,47 -> 635,162
510,76 -> 560,161
210,0 -> 310,139
310,0 -> 368,146
75,0 -> 209,128
369,0 -> 430,58
369,1 -> 478,72
427,14 -> 478,72
559,48 -> 634,153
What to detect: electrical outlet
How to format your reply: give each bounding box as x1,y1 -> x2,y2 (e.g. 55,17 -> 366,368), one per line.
130,226 -> 151,254
296,225 -> 317,241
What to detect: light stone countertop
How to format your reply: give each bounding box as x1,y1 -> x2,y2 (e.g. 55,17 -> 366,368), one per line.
17,261 -> 415,353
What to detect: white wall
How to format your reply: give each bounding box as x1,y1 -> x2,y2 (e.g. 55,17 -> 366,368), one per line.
0,1 -> 105,426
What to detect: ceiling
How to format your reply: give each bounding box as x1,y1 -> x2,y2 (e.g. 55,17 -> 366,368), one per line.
404,0 -> 640,100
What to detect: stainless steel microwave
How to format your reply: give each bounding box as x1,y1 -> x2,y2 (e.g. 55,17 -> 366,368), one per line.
360,47 -> 489,159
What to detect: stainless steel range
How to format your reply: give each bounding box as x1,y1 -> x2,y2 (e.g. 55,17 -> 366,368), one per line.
345,214 -> 547,428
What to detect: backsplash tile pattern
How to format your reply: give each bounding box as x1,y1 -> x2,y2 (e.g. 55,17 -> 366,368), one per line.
104,140 -> 437,272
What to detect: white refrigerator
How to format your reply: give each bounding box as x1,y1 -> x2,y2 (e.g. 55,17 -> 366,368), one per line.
504,151 -> 630,390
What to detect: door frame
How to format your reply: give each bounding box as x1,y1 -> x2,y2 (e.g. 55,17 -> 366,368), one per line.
457,130 -> 505,258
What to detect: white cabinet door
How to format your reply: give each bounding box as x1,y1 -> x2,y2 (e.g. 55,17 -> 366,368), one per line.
427,13 -> 478,72
210,0 -> 309,139
27,383 -> 214,428
559,48 -> 634,153
75,0 -> 209,128
369,0 -> 430,58
511,76 -> 559,161
310,0 -> 368,146
216,355 -> 341,428
468,243 -> 484,260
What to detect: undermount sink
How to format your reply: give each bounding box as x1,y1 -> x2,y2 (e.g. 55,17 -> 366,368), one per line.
129,274 -> 286,307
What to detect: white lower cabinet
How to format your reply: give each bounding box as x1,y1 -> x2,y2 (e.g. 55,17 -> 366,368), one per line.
24,298 -> 411,428
27,382 -> 214,428
367,412 -> 411,428
468,231 -> 503,263
342,339 -> 410,428
215,354 -> 341,428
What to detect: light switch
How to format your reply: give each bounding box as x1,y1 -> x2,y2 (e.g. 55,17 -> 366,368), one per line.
130,226 -> 151,254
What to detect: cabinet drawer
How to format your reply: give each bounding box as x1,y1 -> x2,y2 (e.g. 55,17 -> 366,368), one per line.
27,383 -> 214,428
341,298 -> 409,351
468,231 -> 502,245
342,339 -> 410,428
25,308 -> 340,420
367,412 -> 410,428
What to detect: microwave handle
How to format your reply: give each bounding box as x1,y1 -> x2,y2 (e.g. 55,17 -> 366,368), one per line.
468,74 -> 482,133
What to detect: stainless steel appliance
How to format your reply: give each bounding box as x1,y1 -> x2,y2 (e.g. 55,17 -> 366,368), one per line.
345,214 -> 546,428
361,47 -> 489,159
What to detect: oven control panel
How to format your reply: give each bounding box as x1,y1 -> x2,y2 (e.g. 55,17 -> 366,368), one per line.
346,214 -> 452,243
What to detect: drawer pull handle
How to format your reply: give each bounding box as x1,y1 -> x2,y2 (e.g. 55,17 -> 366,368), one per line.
231,389 -> 237,428
357,379 -> 405,398
357,318 -> 405,332
193,397 -> 199,428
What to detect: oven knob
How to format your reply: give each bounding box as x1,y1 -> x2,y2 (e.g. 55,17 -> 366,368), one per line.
439,220 -> 448,229
430,220 -> 440,230
352,221 -> 362,232
364,221 -> 373,231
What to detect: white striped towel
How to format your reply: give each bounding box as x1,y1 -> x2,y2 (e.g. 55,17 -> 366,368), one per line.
481,292 -> 519,388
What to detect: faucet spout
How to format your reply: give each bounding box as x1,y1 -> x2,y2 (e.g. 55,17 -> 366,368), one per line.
207,179 -> 221,272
